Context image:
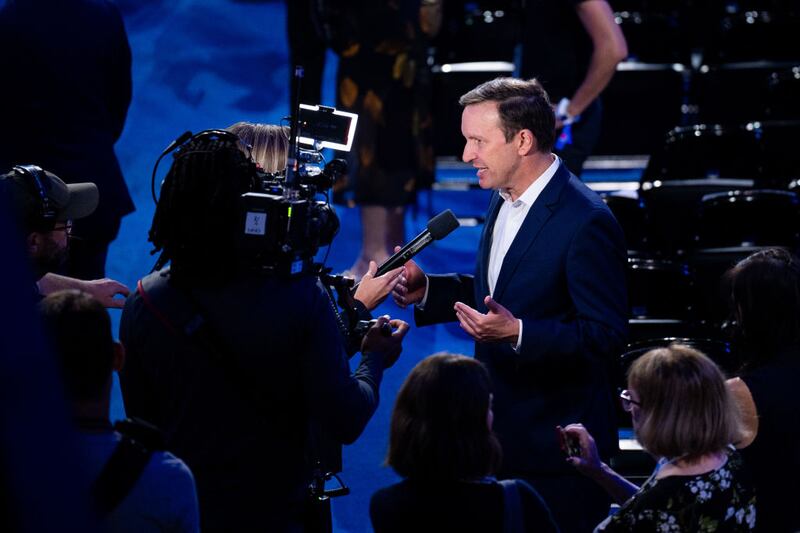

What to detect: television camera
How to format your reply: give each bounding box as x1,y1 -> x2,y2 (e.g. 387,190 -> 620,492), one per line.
239,103 -> 358,277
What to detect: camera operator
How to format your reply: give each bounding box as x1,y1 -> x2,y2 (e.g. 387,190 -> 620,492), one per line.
118,130 -> 409,532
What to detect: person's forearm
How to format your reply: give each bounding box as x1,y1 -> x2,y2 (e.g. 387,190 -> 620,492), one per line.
590,462 -> 639,505
38,273 -> 129,308
37,273 -> 82,295
414,273 -> 474,326
329,352 -> 383,444
568,0 -> 628,117
568,45 -> 623,117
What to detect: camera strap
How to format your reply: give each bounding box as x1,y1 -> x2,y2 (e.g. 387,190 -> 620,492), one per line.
76,417 -> 162,515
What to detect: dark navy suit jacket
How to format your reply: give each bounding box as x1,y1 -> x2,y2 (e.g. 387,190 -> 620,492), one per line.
0,0 -> 134,243
416,161 -> 627,476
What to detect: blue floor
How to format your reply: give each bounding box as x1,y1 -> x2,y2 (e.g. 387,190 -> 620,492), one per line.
107,2 -> 636,531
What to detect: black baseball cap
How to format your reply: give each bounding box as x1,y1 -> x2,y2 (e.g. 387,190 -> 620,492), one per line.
1,165 -> 99,231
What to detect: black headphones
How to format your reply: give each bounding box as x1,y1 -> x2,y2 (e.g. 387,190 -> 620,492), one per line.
12,164 -> 56,225
151,129 -> 256,204
173,129 -> 241,158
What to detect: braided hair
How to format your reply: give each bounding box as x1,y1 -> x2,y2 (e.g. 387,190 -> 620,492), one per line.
148,130 -> 257,282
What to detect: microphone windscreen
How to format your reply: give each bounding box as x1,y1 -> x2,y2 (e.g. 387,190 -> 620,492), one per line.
427,209 -> 460,240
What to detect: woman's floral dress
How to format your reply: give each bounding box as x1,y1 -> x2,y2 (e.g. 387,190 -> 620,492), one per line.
597,448 -> 756,532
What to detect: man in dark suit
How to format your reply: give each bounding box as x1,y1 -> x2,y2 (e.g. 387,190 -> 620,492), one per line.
393,77 -> 627,532
0,0 -> 134,280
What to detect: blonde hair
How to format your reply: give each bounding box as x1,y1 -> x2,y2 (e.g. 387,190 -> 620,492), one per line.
226,122 -> 290,173
629,343 -> 740,462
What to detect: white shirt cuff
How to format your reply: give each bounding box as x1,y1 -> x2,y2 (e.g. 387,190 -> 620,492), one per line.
416,275 -> 431,310
512,319 -> 523,353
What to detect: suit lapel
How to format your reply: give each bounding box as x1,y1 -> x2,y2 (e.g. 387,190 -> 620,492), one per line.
477,192 -> 504,299
492,163 -> 570,301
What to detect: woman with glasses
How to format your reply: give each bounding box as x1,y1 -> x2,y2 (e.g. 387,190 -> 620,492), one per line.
725,248 -> 800,532
563,343 -> 756,532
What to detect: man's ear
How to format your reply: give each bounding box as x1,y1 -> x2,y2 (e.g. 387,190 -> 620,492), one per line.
26,232 -> 43,255
112,341 -> 126,372
516,129 -> 538,155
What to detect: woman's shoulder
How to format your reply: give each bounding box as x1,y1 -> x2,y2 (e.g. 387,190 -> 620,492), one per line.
605,450 -> 756,531
370,480 -> 413,511
652,449 -> 750,495
369,480 -> 415,532
508,479 -> 548,508
514,480 -> 560,532
370,479 -> 505,532
371,479 -> 558,532
371,478 -> 501,510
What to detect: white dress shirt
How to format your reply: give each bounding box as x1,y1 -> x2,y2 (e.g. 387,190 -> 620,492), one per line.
488,155 -> 560,350
488,156 -> 560,295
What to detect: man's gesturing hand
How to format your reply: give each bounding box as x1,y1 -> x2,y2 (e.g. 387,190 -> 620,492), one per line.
361,315 -> 410,369
454,295 -> 520,344
390,246 -> 427,309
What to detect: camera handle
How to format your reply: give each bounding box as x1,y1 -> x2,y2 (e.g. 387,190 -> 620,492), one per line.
319,270 -> 367,357
308,461 -> 351,501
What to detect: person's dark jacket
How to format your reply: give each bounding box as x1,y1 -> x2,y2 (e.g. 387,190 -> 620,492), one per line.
371,478 -> 559,532
0,0 -> 134,244
120,270 -> 385,532
740,345 -> 800,532
416,163 -> 627,477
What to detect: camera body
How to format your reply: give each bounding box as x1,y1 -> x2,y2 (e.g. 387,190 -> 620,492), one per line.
238,162 -> 342,276
238,105 -> 356,276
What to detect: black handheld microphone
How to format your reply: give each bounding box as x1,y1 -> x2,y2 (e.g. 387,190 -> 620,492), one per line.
375,209 -> 460,277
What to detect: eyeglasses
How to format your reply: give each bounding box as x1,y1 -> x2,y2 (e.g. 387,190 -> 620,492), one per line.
619,389 -> 642,412
52,220 -> 73,236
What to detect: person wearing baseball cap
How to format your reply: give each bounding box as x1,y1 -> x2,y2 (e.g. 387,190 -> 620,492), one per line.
1,165 -> 129,307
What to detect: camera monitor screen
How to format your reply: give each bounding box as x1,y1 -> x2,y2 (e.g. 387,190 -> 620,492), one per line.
297,104 -> 358,152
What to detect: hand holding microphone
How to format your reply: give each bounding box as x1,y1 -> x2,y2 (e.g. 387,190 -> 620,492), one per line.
353,261 -> 405,311
391,248 -> 426,309
353,210 -> 460,311
389,209 -> 460,309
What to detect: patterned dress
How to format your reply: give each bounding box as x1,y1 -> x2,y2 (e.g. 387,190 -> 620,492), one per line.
334,0 -> 435,207
597,448 -> 756,532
